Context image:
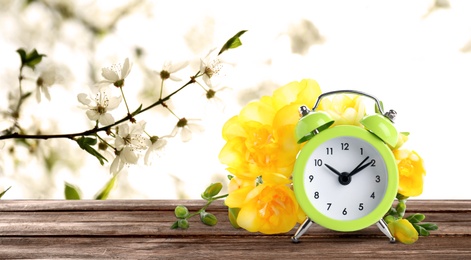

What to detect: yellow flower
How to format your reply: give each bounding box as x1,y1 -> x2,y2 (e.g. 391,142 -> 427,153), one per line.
219,79 -> 322,180
317,94 -> 366,126
387,219 -> 419,244
220,79 -> 320,234
225,182 -> 303,234
393,149 -> 426,197
393,132 -> 409,149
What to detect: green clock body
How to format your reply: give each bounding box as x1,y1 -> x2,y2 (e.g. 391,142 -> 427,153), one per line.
292,125 -> 398,232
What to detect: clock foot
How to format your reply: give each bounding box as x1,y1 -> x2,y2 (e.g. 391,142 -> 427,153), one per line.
291,217 -> 313,243
376,219 -> 396,243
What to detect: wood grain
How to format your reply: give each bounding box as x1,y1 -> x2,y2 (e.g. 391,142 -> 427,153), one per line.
0,200 -> 469,259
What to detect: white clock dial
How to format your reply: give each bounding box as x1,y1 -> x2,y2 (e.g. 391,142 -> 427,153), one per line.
303,136 -> 388,221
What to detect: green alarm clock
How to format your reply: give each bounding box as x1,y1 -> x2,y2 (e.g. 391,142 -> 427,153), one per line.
291,90 -> 399,243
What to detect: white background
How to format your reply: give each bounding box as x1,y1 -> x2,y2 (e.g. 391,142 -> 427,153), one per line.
0,0 -> 470,199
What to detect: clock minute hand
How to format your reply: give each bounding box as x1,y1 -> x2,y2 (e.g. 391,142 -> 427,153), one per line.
349,157 -> 373,177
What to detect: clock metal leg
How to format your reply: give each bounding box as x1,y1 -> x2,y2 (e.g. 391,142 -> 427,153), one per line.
376,219 -> 396,243
291,217 -> 313,243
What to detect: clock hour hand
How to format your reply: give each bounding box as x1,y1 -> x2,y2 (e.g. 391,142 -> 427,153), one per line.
325,163 -> 342,177
348,156 -> 373,177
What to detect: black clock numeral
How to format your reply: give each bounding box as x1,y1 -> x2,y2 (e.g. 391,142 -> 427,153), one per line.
359,203 -> 364,211
314,159 -> 323,166
342,208 -> 348,215
371,159 -> 376,167
327,203 -> 332,210
360,148 -> 364,155
326,147 -> 333,155
341,143 -> 349,150
375,175 -> 381,183
308,175 -> 314,182
370,192 -> 375,199
314,192 -> 320,199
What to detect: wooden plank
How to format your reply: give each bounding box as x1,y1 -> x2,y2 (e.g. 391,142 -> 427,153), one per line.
0,200 -> 469,258
0,237 -> 470,259
0,199 -> 469,212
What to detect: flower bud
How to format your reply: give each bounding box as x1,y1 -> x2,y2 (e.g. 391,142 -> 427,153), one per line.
177,219 -> 189,229
396,201 -> 406,218
388,219 -> 418,244
406,213 -> 426,224
200,211 -> 218,226
383,215 -> 396,224
174,205 -> 189,219
201,183 -> 223,200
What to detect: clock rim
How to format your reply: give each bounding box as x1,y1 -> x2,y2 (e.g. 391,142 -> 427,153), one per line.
292,125 -> 398,232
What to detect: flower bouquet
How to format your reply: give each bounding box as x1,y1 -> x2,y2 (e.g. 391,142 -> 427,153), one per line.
174,79 -> 437,244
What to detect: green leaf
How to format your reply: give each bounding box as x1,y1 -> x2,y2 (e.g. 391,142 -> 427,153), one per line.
406,213 -> 426,224
0,186 -> 12,199
170,221 -> 179,229
228,207 -> 241,229
132,104 -> 143,116
77,136 -> 98,146
17,48 -> 46,70
94,175 -> 117,200
412,223 -> 430,236
64,182 -> 81,200
375,100 -> 384,114
76,137 -> 107,165
419,223 -> 439,231
218,30 -> 247,55
16,48 -> 27,63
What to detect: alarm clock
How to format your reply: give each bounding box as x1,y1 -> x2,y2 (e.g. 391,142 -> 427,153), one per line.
291,90 -> 399,243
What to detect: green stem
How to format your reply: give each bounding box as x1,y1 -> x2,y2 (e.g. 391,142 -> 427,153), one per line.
0,74 -> 198,141
186,194 -> 228,219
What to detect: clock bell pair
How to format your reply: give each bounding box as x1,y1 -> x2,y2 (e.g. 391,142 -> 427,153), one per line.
291,90 -> 399,243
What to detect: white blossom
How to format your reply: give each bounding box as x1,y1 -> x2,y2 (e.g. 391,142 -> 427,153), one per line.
144,135 -> 170,165
156,61 -> 189,82
97,58 -> 132,89
77,91 -> 121,126
171,118 -> 204,142
110,121 -> 150,174
35,67 -> 57,102
199,48 -> 223,88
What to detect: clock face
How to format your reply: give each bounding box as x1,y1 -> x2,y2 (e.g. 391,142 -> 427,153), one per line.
293,125 -> 398,232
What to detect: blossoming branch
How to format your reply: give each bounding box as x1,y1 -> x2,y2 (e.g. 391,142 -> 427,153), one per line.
0,31 -> 247,179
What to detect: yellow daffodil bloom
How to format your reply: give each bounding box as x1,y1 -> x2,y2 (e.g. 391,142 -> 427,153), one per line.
219,79 -> 321,180
220,79 -> 320,234
317,94 -> 366,126
225,182 -> 303,234
393,149 -> 426,197
387,219 -> 419,244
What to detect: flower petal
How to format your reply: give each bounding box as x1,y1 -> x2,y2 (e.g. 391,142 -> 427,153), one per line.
121,58 -> 132,79
122,146 -> 138,164
77,93 -> 92,105
107,96 -> 122,110
86,110 -> 100,121
99,113 -> 115,126
102,68 -> 119,82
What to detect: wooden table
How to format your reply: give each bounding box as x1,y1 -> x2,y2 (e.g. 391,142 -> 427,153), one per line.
0,200 -> 469,259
